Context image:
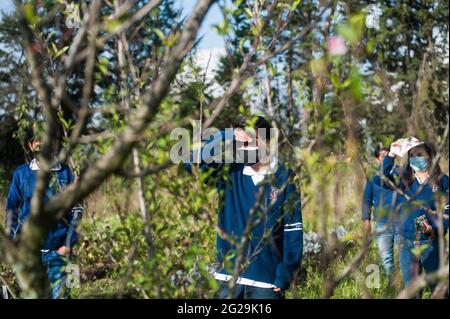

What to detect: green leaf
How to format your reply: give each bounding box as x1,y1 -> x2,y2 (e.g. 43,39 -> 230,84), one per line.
23,3 -> 37,25
337,23 -> 358,44
104,19 -> 122,33
329,73 -> 341,89
55,46 -> 69,59
290,0 -> 301,11
97,57 -> 109,75
154,28 -> 166,42
350,13 -> 365,35
367,39 -> 377,53
338,13 -> 365,45
310,58 -> 326,75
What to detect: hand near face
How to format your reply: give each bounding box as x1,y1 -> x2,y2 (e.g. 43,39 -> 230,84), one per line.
234,128 -> 254,143
389,140 -> 402,158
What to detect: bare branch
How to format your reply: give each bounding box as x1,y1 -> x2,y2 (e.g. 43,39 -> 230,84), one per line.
40,0 -> 216,235
396,266 -> 449,299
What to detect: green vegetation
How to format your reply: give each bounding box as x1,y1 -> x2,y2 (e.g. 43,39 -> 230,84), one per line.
0,0 -> 448,299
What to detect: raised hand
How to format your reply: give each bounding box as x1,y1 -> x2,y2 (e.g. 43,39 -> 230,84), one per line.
234,128 -> 254,143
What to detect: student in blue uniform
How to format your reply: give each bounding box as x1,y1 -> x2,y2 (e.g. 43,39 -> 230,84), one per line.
5,137 -> 83,299
185,117 -> 303,299
377,140 -> 448,291
362,146 -> 401,279
362,146 -> 390,233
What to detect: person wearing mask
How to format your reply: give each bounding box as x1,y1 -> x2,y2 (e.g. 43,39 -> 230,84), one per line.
376,137 -> 448,292
185,116 -> 303,299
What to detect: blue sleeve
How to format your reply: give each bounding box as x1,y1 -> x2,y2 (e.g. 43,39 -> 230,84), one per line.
374,155 -> 395,187
5,169 -> 22,239
430,176 -> 449,234
374,156 -> 402,192
274,180 -> 303,291
441,177 -> 449,233
64,204 -> 84,248
381,156 -> 396,178
362,178 -> 373,221
62,166 -> 83,248
185,130 -> 233,174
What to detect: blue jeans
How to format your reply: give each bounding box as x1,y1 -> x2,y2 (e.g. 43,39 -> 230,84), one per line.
399,237 -> 440,288
216,281 -> 284,299
374,222 -> 400,275
41,250 -> 69,299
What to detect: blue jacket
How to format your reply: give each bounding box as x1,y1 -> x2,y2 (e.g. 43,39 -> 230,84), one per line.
362,175 -> 380,221
186,131 -> 303,290
374,156 -> 449,240
5,161 -> 81,250
362,164 -> 399,223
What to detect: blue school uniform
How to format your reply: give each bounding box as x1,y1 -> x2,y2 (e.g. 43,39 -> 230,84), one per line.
5,159 -> 83,298
375,155 -> 449,287
185,131 -> 303,291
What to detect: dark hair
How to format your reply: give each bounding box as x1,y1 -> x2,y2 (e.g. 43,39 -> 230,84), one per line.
374,145 -> 389,158
255,116 -> 273,141
24,129 -> 37,146
405,142 -> 442,189
236,115 -> 273,141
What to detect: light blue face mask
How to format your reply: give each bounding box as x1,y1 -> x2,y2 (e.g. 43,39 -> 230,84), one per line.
409,156 -> 429,172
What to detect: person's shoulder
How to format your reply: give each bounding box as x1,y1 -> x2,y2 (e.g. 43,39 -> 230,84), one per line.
439,174 -> 449,189
59,162 -> 74,175
365,174 -> 380,185
13,163 -> 31,175
59,162 -> 71,170
274,163 -> 295,182
231,163 -> 245,171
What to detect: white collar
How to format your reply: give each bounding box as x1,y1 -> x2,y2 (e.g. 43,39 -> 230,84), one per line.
243,166 -> 268,186
415,175 -> 429,185
243,165 -> 270,176
29,158 -> 62,171
243,160 -> 279,185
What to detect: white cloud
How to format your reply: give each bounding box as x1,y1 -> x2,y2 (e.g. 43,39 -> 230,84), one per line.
193,47 -> 225,79
177,47 -> 226,98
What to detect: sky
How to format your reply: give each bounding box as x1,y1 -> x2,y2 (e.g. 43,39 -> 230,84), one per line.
0,1 -> 14,14
175,0 -> 224,50
0,0 -> 224,50
0,0 -> 226,78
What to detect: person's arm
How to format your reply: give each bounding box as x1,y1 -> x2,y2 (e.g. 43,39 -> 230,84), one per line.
185,130 -> 229,174
442,177 -> 449,233
185,128 -> 252,174
5,169 -> 22,240
60,168 -> 84,253
445,192 -> 449,234
274,180 -> 303,291
428,176 -> 449,236
381,155 -> 396,180
63,204 -> 84,249
372,155 -> 399,190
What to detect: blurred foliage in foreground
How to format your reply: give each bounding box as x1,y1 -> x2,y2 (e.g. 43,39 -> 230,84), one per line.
0,0 -> 448,298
